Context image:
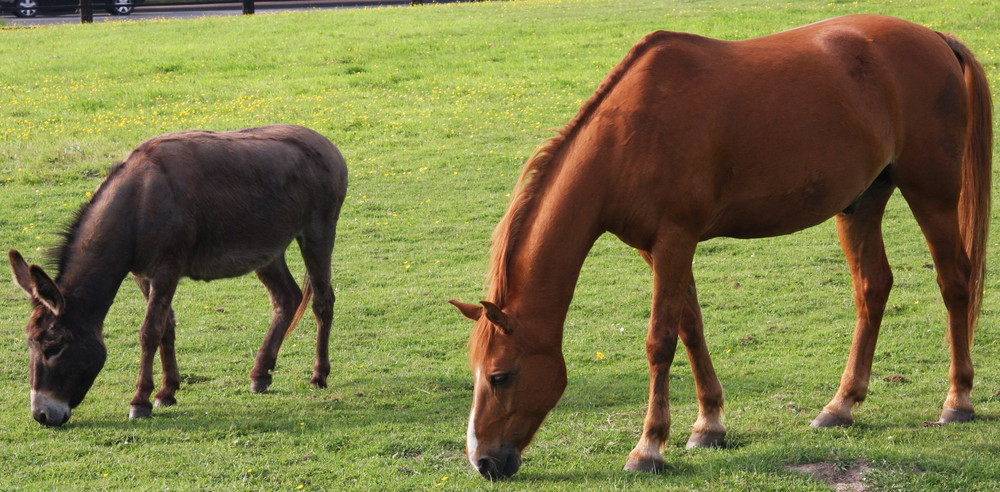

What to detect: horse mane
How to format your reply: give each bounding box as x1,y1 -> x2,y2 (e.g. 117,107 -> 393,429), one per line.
483,31 -> 669,307
47,161 -> 129,278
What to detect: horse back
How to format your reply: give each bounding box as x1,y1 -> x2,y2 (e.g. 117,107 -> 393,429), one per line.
587,15 -> 967,243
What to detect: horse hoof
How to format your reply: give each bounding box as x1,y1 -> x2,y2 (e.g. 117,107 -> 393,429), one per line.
309,377 -> 328,389
939,407 -> 974,423
128,404 -> 152,419
623,456 -> 664,473
686,430 -> 725,449
153,396 -> 177,408
810,410 -> 853,428
249,376 -> 272,394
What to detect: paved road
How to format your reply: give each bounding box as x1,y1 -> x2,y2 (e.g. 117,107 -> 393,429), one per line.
2,0 -> 415,26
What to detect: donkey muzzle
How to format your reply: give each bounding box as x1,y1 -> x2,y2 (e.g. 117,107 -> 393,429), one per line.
30,390 -> 71,427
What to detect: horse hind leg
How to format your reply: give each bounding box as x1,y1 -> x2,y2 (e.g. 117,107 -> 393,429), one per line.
897,169 -> 976,423
813,178 -> 894,427
249,255 -> 303,393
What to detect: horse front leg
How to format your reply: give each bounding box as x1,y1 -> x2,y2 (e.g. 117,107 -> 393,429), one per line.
678,291 -> 726,449
130,275 -> 179,419
625,240 -> 723,472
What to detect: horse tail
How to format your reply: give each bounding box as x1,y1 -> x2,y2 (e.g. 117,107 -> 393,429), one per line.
941,32 -> 993,345
284,274 -> 313,340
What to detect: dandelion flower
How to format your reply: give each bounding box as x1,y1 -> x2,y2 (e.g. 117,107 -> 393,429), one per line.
596,352 -> 605,359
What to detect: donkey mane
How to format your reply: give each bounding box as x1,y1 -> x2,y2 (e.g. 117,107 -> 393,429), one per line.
47,161 -> 129,279
484,32 -> 670,306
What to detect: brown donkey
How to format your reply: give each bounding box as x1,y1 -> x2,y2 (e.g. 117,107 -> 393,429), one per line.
10,124 -> 348,426
452,15 -> 991,478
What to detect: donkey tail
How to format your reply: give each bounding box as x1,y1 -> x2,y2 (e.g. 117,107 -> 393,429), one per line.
284,274 -> 314,340
941,32 -> 993,345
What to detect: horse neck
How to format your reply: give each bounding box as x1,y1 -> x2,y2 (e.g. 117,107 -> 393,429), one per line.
499,164 -> 606,348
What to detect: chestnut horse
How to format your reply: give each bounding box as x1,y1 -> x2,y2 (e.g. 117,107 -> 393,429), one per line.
10,124 -> 348,426
451,15 -> 991,478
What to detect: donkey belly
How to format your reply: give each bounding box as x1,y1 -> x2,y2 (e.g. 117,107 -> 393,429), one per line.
185,245 -> 292,281
183,215 -> 303,280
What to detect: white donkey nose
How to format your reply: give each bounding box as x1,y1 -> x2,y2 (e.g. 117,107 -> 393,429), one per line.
31,390 -> 71,426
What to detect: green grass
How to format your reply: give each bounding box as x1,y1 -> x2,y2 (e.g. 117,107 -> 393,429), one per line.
1,0 -> 999,489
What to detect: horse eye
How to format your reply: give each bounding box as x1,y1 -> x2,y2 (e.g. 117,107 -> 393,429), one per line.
488,373 -> 511,387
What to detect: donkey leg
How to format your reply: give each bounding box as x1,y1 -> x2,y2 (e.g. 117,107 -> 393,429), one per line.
814,182 -> 894,428
298,231 -> 335,389
249,256 -> 302,393
154,306 -> 180,407
903,196 -> 975,423
625,239 -> 717,472
130,274 -> 180,419
135,276 -> 181,408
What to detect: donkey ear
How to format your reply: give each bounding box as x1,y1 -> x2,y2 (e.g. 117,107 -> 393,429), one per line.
29,265 -> 64,316
480,301 -> 510,334
449,300 -> 483,322
9,249 -> 33,295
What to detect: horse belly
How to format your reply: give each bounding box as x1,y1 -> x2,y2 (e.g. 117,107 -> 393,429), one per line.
708,164 -> 876,239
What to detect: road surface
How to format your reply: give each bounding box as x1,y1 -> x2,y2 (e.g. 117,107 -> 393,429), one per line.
2,0 -> 418,26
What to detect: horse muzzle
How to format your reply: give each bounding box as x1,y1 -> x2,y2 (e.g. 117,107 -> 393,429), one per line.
474,446 -> 522,480
30,390 -> 71,427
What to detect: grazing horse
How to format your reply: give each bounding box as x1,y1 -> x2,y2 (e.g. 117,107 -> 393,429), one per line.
451,15 -> 991,478
10,124 -> 348,426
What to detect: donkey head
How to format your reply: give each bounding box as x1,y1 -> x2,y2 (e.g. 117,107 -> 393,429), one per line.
451,300 -> 567,480
9,250 -> 106,427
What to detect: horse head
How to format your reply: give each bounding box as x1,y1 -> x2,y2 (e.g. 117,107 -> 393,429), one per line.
9,250 -> 106,427
451,300 -> 567,479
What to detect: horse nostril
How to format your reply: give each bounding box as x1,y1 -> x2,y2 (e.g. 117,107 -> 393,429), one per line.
35,412 -> 47,425
477,458 -> 497,479
477,452 -> 520,480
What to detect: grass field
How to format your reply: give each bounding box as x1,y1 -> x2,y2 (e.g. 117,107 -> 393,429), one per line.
1,0 -> 999,489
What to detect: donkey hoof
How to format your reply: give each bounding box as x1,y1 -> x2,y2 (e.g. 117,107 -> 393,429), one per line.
623,456 -> 664,473
686,430 -> 726,449
309,377 -> 328,389
939,407 -> 974,424
128,404 -> 153,419
810,410 -> 853,428
153,396 -> 177,408
249,376 -> 272,394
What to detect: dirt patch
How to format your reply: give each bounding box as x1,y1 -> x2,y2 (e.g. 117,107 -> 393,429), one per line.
786,459 -> 870,491
882,374 -> 909,383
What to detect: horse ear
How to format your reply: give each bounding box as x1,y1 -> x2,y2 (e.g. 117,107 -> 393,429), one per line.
449,300 -> 483,321
480,301 -> 511,334
29,265 -> 64,316
9,249 -> 33,295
